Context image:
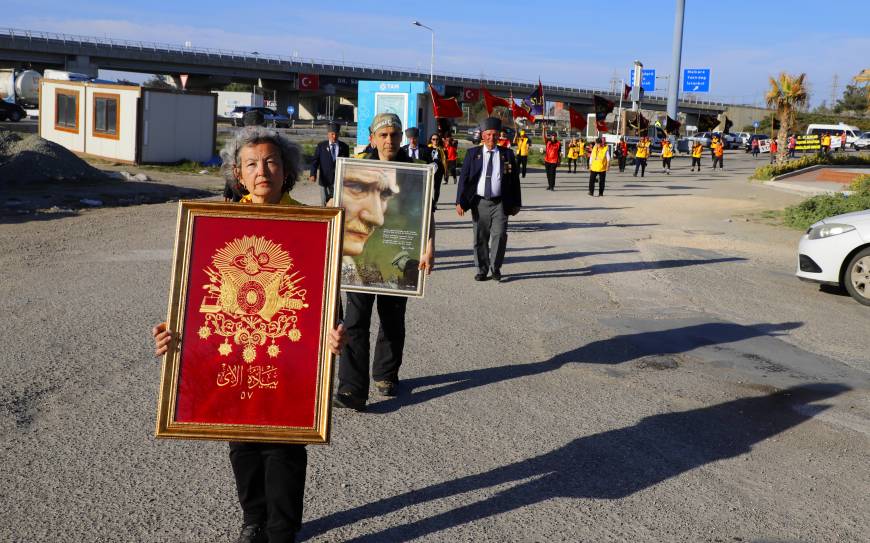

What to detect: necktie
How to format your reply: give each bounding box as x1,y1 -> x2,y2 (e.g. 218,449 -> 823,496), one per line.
330,143 -> 336,161
484,150 -> 494,199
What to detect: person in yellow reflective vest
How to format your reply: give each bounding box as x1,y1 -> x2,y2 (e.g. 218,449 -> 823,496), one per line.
711,136 -> 725,170
566,139 -> 579,173
690,140 -> 703,172
514,129 -> 531,178
661,138 -> 674,174
634,136 -> 650,177
588,137 -> 610,196
820,132 -> 831,156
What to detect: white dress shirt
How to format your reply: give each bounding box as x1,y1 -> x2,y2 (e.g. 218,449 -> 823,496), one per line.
476,146 -> 502,197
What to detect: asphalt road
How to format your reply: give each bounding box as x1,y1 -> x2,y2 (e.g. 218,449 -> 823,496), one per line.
1,151 -> 868,542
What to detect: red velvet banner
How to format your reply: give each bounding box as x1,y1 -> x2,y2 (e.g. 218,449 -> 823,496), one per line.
174,215 -> 328,428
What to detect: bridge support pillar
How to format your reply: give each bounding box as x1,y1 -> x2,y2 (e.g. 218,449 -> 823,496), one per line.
297,95 -> 318,121
65,55 -> 98,78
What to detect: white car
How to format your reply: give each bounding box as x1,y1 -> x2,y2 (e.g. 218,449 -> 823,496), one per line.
797,209 -> 870,305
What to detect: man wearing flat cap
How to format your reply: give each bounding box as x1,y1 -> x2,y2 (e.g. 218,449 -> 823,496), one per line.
310,122 -> 350,205
456,117 -> 522,283
334,112 -> 435,412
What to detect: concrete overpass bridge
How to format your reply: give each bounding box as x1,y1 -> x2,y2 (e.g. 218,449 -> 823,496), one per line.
1,27 -> 750,126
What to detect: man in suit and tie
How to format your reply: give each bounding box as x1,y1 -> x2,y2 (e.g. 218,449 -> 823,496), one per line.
309,122 -> 350,205
456,117 -> 522,283
400,127 -> 424,161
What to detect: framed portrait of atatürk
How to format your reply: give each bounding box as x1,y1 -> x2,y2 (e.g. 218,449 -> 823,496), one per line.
156,201 -> 344,444
332,157 -> 434,297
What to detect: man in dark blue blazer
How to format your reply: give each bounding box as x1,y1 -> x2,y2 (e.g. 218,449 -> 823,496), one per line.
456,117 -> 522,282
309,122 -> 350,205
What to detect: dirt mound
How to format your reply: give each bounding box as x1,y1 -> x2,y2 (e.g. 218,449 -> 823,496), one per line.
0,130 -> 110,184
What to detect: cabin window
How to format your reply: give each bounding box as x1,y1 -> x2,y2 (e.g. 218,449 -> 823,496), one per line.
93,93 -> 120,139
55,89 -> 79,132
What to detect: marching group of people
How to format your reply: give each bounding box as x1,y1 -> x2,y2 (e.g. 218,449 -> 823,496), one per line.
156,111 -> 527,543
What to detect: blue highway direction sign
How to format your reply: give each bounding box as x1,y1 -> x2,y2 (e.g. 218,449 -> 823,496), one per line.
630,69 -> 656,92
683,69 -> 711,93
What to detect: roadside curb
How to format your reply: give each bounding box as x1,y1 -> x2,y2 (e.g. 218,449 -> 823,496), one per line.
771,164 -> 869,181
763,180 -> 853,196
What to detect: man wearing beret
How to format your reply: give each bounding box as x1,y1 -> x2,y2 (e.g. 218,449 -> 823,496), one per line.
456,117 -> 522,283
334,112 -> 435,412
309,122 -> 350,205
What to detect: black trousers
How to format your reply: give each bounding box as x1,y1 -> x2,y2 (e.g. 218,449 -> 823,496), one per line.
712,156 -> 724,169
433,171 -> 443,205
545,162 -> 557,188
617,156 -> 627,172
662,157 -> 672,170
229,442 -> 307,543
447,160 -> 457,181
517,155 -> 528,177
339,292 -> 407,398
567,158 -> 577,173
589,171 -> 606,195
634,158 -> 647,176
691,157 -> 701,170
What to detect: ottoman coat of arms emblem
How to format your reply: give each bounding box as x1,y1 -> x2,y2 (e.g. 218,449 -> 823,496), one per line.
198,235 -> 309,363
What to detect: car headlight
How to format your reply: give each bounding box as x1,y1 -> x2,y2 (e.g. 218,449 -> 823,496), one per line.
807,223 -> 856,240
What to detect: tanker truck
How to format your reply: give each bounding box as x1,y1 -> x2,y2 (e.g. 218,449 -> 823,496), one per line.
0,68 -> 41,113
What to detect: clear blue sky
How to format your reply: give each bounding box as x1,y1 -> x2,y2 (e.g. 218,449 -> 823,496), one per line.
6,1 -> 869,107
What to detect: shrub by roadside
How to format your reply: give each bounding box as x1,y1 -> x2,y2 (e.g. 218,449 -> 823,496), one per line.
750,152 -> 870,180
783,174 -> 870,229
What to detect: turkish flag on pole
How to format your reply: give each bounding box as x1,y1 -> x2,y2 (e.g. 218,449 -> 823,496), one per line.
430,85 -> 463,118
623,84 -> 632,101
462,88 -> 480,102
569,106 -> 586,131
482,87 -> 510,115
298,74 -> 319,91
595,119 -> 610,133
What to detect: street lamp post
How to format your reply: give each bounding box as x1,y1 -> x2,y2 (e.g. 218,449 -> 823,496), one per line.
412,21 -> 434,84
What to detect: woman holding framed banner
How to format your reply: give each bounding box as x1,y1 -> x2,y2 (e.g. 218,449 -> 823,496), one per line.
152,127 -> 346,543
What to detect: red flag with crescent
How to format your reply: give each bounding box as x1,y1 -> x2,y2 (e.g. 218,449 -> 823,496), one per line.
298,74 -> 319,91
462,88 -> 480,102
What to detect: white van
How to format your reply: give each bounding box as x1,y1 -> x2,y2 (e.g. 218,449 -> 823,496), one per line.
806,123 -> 862,148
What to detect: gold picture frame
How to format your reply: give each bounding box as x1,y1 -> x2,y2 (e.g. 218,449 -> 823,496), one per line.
332,157 -> 435,297
156,201 -> 344,444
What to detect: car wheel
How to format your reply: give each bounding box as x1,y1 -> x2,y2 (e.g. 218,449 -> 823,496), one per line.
9,110 -> 22,122
844,247 -> 870,306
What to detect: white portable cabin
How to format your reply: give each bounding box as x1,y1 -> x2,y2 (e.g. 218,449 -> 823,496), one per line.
39,79 -> 216,164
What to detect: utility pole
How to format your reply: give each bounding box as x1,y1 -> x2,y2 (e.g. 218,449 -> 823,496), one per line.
831,73 -> 839,110
666,0 -> 686,121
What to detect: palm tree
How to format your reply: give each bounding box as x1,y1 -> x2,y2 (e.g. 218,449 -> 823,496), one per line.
765,73 -> 809,164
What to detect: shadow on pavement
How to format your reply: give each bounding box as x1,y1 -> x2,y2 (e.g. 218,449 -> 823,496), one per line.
307,382 -> 846,542
437,249 -> 638,272
367,320 -> 801,414
502,256 -> 745,282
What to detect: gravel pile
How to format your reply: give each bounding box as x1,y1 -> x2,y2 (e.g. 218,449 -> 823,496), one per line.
0,130 -> 110,184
